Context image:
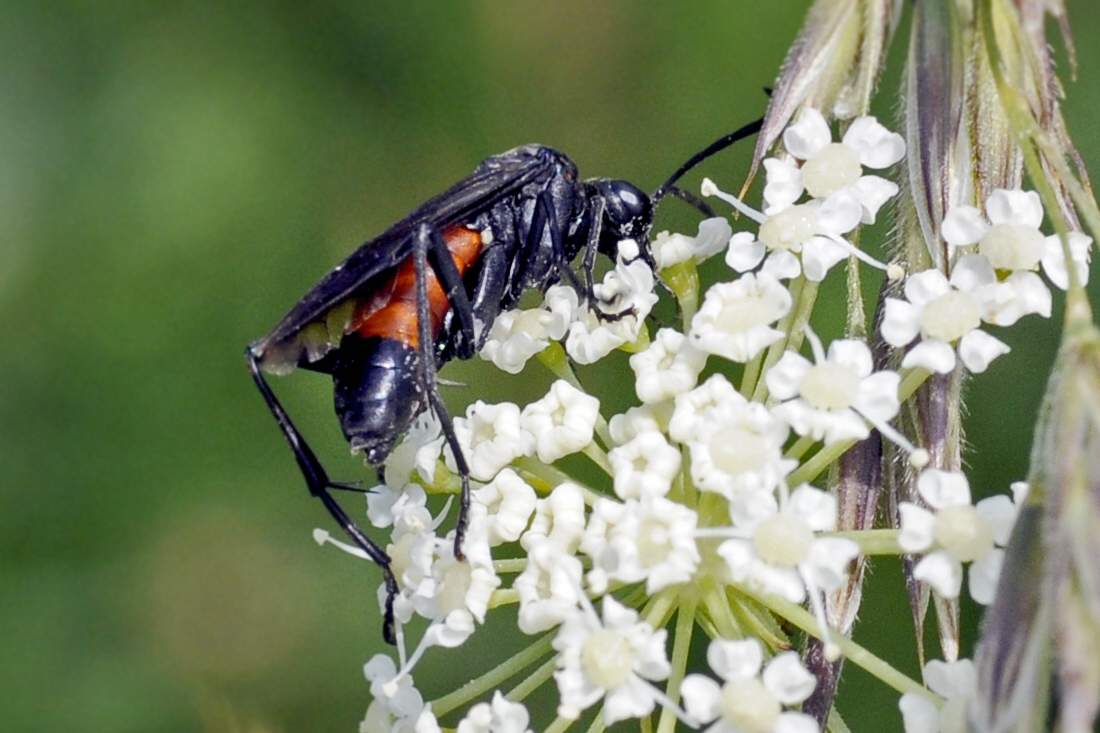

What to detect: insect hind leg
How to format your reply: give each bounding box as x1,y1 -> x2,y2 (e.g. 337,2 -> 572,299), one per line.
411,224 -> 473,561
245,347 -> 399,644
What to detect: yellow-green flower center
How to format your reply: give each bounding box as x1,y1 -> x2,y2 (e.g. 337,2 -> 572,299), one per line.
720,678 -> 781,732
800,363 -> 861,411
919,290 -> 980,343
759,203 -> 818,251
934,505 -> 993,562
754,513 -> 814,567
802,143 -> 862,198
979,223 -> 1044,272
709,427 -> 769,475
581,629 -> 634,689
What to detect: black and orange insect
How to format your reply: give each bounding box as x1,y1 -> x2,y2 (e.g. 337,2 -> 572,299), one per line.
247,119 -> 761,643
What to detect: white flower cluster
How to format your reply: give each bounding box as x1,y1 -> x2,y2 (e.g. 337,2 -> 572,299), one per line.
320,109 -> 1083,732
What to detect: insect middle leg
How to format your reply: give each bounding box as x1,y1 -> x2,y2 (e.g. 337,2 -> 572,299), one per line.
245,349 -> 400,644
412,223 -> 474,560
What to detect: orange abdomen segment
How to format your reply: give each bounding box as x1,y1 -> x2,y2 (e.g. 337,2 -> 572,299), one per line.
351,226 -> 484,349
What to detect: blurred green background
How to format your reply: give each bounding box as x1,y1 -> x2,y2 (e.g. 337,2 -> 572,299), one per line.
4,2 -> 1099,731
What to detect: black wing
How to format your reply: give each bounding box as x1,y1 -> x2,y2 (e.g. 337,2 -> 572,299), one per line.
251,144 -> 573,372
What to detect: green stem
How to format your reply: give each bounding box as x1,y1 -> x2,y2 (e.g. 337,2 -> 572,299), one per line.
727,591 -> 790,650
493,558 -> 527,574
581,442 -> 613,476
488,589 -> 520,608
898,367 -> 931,402
432,633 -> 554,717
739,352 -> 763,398
643,589 -> 677,629
783,280 -> 820,362
663,260 -> 701,332
507,654 -> 557,703
732,583 -> 939,701
544,716 -> 573,733
751,276 -> 805,403
784,435 -> 817,461
513,457 -> 605,505
699,580 -> 742,639
583,710 -> 606,733
656,596 -> 698,733
827,528 -> 903,555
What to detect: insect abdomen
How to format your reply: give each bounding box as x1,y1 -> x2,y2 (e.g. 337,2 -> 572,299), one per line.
332,336 -> 423,465
352,226 -> 483,349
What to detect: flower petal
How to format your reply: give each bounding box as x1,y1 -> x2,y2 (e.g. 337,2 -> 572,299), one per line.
958,330 -> 1009,373
726,232 -> 766,272
949,253 -> 996,291
842,115 -> 905,168
904,269 -> 951,306
1040,231 -> 1092,290
763,157 -> 805,213
986,189 -> 1043,228
800,235 -> 848,282
766,351 -> 814,400
917,469 -> 972,508
707,638 -> 763,681
881,298 -> 921,347
680,674 -> 722,725
763,250 -> 803,280
975,495 -> 1017,546
763,651 -> 817,705
783,108 -> 832,160
969,547 -> 1004,605
853,174 -> 899,223
901,339 -> 957,374
817,191 -> 862,235
898,502 -> 936,552
913,550 -> 964,598
942,205 -> 989,247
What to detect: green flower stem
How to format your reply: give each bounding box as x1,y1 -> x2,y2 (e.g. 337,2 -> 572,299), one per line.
492,558 -> 528,574
537,343 -> 613,446
488,589 -> 520,608
827,707 -> 854,733
431,633 -> 554,717
513,457 -> 605,505
581,442 -> 614,477
784,435 -> 817,462
739,352 -> 764,398
507,654 -> 558,703
584,711 -> 606,733
783,280 -> 820,363
699,579 -> 742,639
641,716 -> 655,733
620,324 -> 652,353
827,528 -> 903,555
727,591 -> 790,650
544,715 -> 573,733
663,260 -> 701,331
656,596 -> 698,733
790,367 -> 932,485
898,366 -> 931,402
752,276 -> 807,403
732,582 -> 939,701
643,589 -> 677,629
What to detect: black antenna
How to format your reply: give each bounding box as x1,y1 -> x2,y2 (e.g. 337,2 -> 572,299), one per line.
651,117 -> 764,206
